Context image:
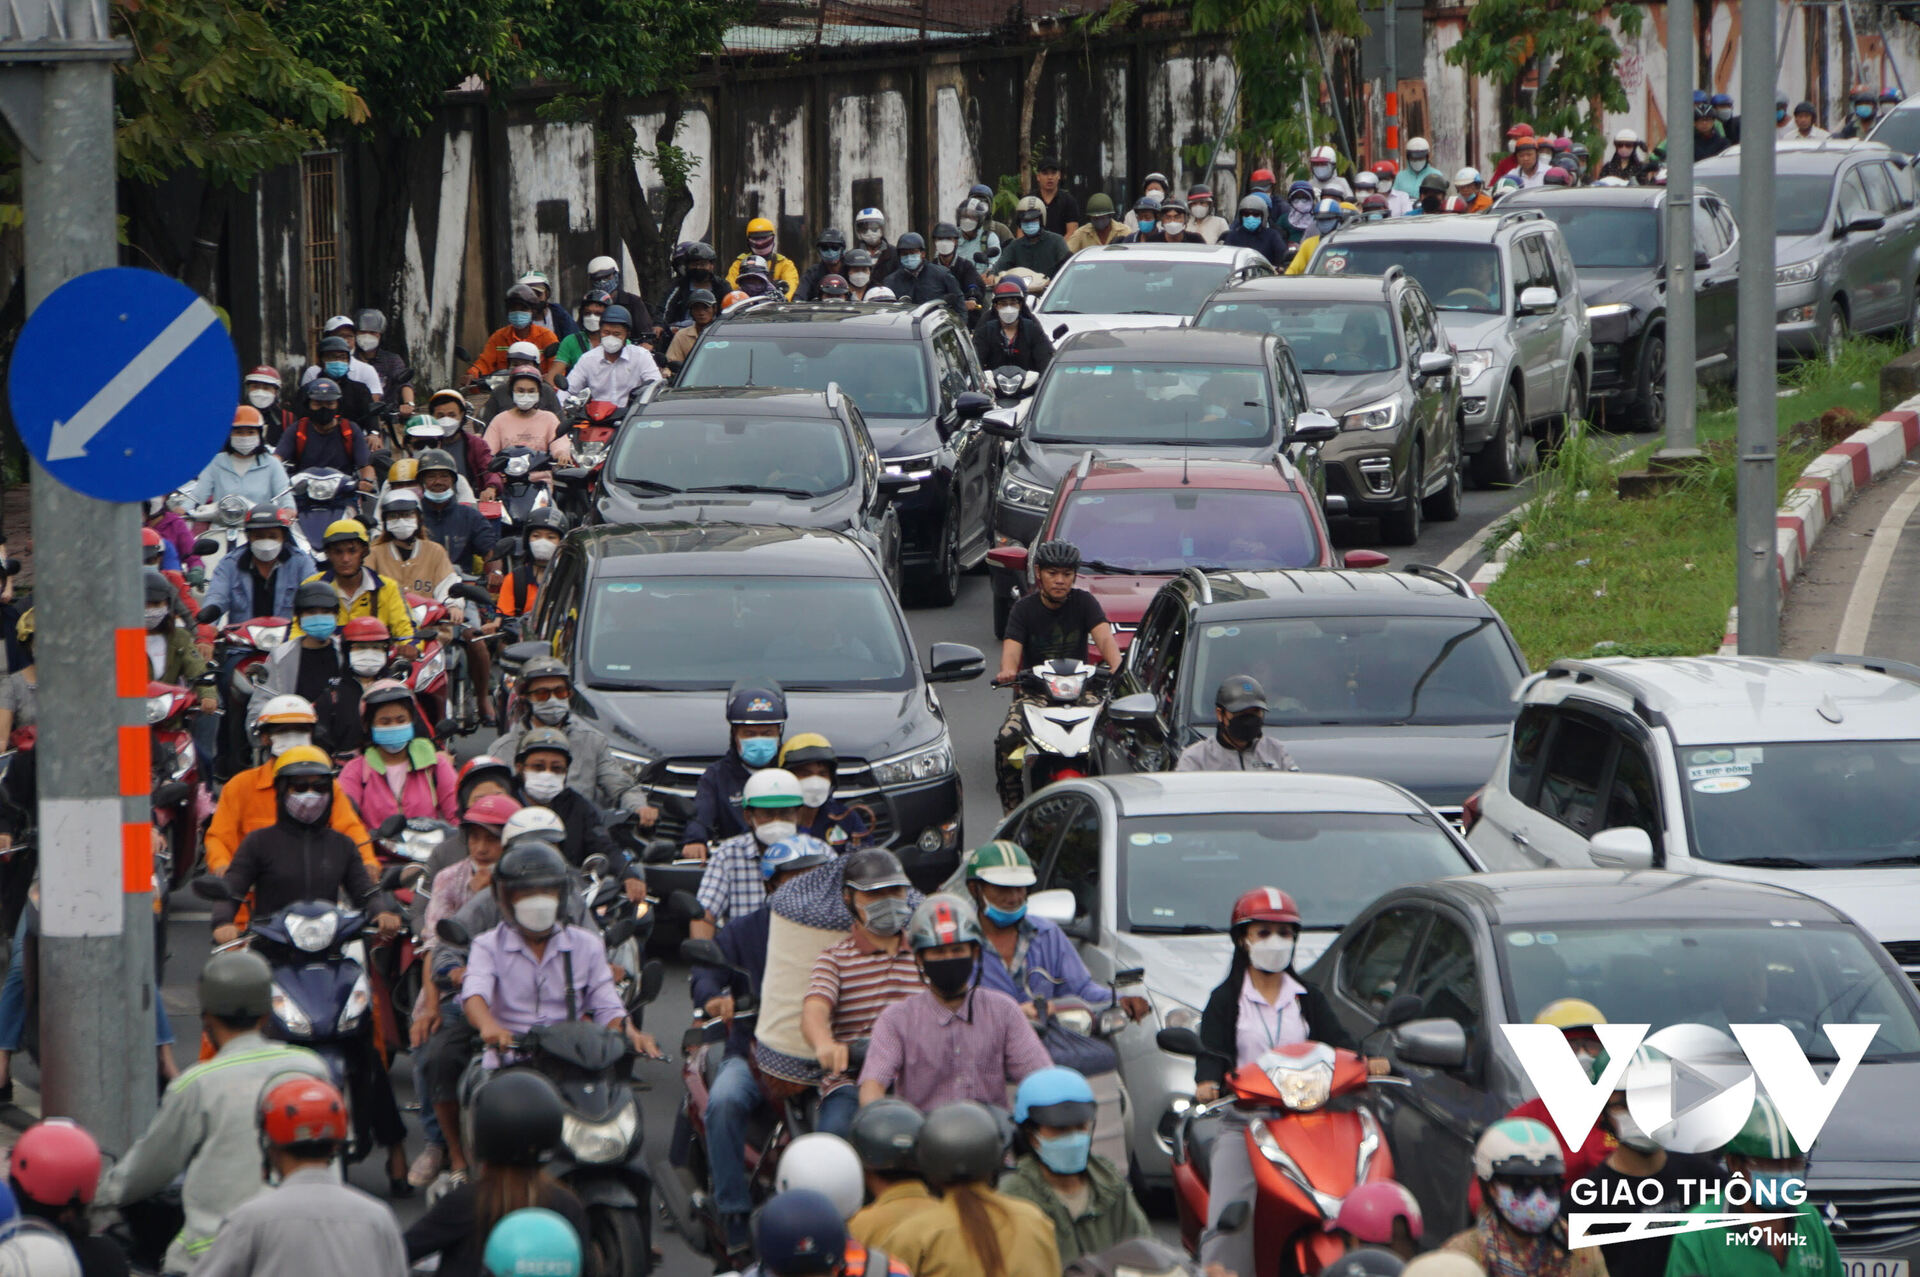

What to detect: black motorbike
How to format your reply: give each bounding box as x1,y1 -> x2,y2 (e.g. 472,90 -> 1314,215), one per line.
485,446 -> 556,529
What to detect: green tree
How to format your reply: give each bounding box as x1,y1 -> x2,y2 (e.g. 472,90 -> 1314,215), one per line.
1444,0 -> 1646,148
1189,0 -> 1365,176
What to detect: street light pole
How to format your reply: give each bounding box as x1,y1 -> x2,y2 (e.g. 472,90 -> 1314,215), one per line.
1660,0 -> 1700,459
1735,0 -> 1781,653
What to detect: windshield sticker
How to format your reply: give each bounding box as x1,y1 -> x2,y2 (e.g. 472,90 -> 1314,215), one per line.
703,340 -> 729,349
1151,906 -> 1177,917
1687,747 -> 1736,765
1092,366 -> 1113,376
1129,832 -> 1153,845
1325,255 -> 1348,273
1687,762 -> 1751,781
1182,537 -> 1195,556
1075,495 -> 1105,505
606,583 -> 644,594
1535,932 -> 1557,945
1693,776 -> 1751,794
1507,932 -> 1535,947
604,663 -> 632,671
636,419 -> 666,429
1204,625 -> 1241,638
1734,747 -> 1766,764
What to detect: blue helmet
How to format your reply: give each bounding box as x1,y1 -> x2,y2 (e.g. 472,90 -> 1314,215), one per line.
754,1189 -> 847,1275
601,304 -> 633,328
726,679 -> 787,725
1710,92 -> 1734,107
1013,1066 -> 1098,1127
763,833 -> 835,881
482,1208 -> 581,1277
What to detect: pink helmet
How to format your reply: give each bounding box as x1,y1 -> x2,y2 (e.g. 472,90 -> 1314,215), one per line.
1335,1181 -> 1425,1244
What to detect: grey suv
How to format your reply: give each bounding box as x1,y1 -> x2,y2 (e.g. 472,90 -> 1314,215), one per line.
1307,210 -> 1592,488
1698,139 -> 1920,361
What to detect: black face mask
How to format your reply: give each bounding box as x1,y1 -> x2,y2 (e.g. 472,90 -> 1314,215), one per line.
310,407 -> 337,426
688,267 -> 711,282
922,955 -> 976,998
1225,711 -> 1264,747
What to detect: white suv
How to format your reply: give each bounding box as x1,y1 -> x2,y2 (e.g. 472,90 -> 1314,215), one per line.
1467,655 -> 1920,981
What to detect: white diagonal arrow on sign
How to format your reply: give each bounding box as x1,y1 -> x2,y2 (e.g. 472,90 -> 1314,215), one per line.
46,297 -> 222,461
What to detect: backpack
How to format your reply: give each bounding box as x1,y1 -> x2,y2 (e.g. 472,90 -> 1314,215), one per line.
293,416 -> 363,464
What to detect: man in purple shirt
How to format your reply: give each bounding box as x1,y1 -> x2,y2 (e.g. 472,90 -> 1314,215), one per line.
858,892 -> 1052,1113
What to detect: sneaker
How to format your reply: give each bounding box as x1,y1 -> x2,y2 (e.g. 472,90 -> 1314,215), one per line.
722,1212 -> 753,1258
407,1143 -> 446,1187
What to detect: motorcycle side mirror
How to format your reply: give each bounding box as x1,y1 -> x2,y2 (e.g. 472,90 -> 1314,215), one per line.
454,346 -> 473,365
679,937 -> 729,967
602,916 -> 640,950
1155,1026 -> 1204,1057
434,718 -> 456,742
664,889 -> 704,920
494,537 -> 523,563
196,604 -> 224,625
192,537 -> 220,558
1111,966 -> 1146,987
380,862 -> 424,891
643,838 -> 680,865
451,583 -> 494,608
582,853 -> 612,877
1392,1017 -> 1468,1068
191,876 -> 237,903
375,814 -> 408,839
150,781 -> 191,808
436,918 -> 472,948
1380,992 -> 1426,1028
637,959 -> 666,1007
0,559 -> 21,578
501,640 -> 550,668
1052,323 -> 1070,341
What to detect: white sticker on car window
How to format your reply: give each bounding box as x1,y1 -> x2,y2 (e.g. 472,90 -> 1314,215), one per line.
1687,748 -> 1736,765
1687,762 -> 1751,781
1734,747 -> 1765,764
1507,932 -> 1535,947
1129,832 -> 1153,845
1693,776 -> 1751,794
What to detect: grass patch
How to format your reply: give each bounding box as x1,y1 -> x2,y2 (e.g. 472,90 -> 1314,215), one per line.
1486,338 -> 1901,668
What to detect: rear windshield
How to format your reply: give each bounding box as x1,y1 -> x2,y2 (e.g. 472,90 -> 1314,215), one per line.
1314,242 -> 1505,314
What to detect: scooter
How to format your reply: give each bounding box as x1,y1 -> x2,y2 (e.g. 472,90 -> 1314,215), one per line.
147,680 -> 211,891
994,659 -> 1109,803
990,365 -> 1040,418
187,493 -> 254,582
486,447 -> 555,528
577,853 -> 655,1018
289,467 -> 362,548
196,608 -> 294,780
368,816 -> 450,1046
1025,963 -> 1143,1174
554,399 -> 621,523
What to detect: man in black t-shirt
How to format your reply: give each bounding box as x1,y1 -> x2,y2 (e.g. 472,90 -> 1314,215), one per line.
1034,157 -> 1081,239
993,539 -> 1123,811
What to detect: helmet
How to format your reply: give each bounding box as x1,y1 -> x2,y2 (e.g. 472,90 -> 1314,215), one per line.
1473,1117 -> 1564,1180
992,277 -> 1026,301
244,364 -> 281,387
817,227 -> 847,249
1513,132 -> 1539,150
727,680 -> 787,724
523,506 -> 570,537
842,848 -> 909,892
470,1070 -> 565,1165
896,231 -> 926,253
1885,88 -> 1905,105
1335,1180 -> 1426,1244
1418,170 -> 1448,192
1534,997 -> 1605,1029
818,275 -> 851,299
494,839 -> 570,893
1360,193 -> 1390,215
142,568 -> 173,604
416,447 -> 458,476
1086,192 -> 1116,216
1158,196 -> 1188,216
1013,1066 -> 1097,1127
743,768 -> 804,808
322,518 -> 368,548
8,1121 -> 100,1208
855,206 -> 885,227
1231,886 -> 1300,929
518,655 -> 571,688
341,617 -> 390,644
1132,193 -> 1162,214
1443,196 -> 1468,212
462,793 -> 522,832
257,694 -> 317,729
1405,135 -> 1430,156
483,1208 -> 582,1277
848,1098 -> 923,1173
916,1101 -> 1004,1187
258,1075 -> 349,1148
506,341 -> 541,365
1017,194 -> 1046,215
501,806 -> 567,847
1723,1093 -> 1805,1159
379,488 -> 422,516
687,288 -> 718,309
506,283 -> 541,309
0,1220 -> 79,1276
600,304 -> 633,329
232,405 -> 265,430
1032,539 -> 1080,571
1455,166 -> 1482,186
1309,144 -> 1339,165
358,678 -> 417,725
779,732 -> 836,771
763,834 -> 834,881
774,1133 -> 863,1221
1705,91 -> 1729,107
459,754 -> 516,797
842,248 -> 874,270
1506,122 -> 1534,139
1614,128 -> 1639,145
744,215 -> 775,238
1189,182 -> 1214,200
293,581 -> 337,615
1543,168 -> 1572,186
271,745 -> 334,782
1237,194 -> 1267,218
906,892 -> 982,951
317,335 -> 351,357
507,365 -> 542,387
305,377 -> 342,403
1250,167 -> 1278,188
1369,162 -> 1398,181
1323,1251 -> 1407,1277
1314,196 -> 1344,219
963,840 -> 1036,887
754,1190 -> 846,1276
1853,82 -> 1876,103
1352,171 -> 1379,191
513,724 -> 574,765
1141,170 -> 1170,190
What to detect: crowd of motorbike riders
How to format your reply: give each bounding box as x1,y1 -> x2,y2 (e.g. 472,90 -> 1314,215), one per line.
0,128 -> 1853,1277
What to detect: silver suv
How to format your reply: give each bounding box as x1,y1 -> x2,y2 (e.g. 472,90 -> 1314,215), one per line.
1307,210 -> 1592,487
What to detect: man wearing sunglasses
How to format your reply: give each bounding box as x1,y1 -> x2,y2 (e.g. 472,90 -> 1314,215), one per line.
489,655 -> 656,827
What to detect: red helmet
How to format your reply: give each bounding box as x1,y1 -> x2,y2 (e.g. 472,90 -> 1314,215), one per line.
140,527 -> 163,550
462,792 -> 522,831
1506,123 -> 1535,140
1231,886 -> 1300,929
340,617 -> 391,644
1371,160 -> 1398,179
258,1075 -> 349,1147
1336,1181 -> 1425,1244
459,753 -> 515,792
10,1119 -> 102,1207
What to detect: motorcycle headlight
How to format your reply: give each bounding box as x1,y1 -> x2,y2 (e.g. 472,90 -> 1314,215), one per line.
286,912 -> 339,953
272,985 -> 314,1035
336,973 -> 372,1033
169,748 -> 194,781
563,1101 -> 639,1164
1340,399 -> 1400,432
307,477 -> 341,501
414,650 -> 446,687
576,441 -> 609,464
251,624 -> 290,650
400,828 -> 446,861
507,456 -> 532,477
1776,260 -> 1819,284
145,694 -> 173,725
871,737 -> 953,786
1044,674 -> 1087,699
1052,1006 -> 1095,1035
998,472 -> 1052,511
217,494 -> 251,526
1454,349 -> 1493,383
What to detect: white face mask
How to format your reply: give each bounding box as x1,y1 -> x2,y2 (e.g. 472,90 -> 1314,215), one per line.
997,305 -> 1022,325
753,819 -> 798,846
249,537 -> 283,562
386,517 -> 418,541
849,271 -> 871,288
1311,163 -> 1334,181
513,390 -> 540,411
521,770 -> 566,802
1249,935 -> 1295,973
958,215 -> 980,233
349,649 -> 387,676
600,334 -> 625,355
433,414 -> 461,432
144,605 -> 170,630
934,239 -> 957,256
797,775 -> 833,808
230,432 -> 261,455
356,333 -> 379,352
582,313 -> 601,331
858,226 -> 883,245
529,536 -> 559,562
1192,202 -> 1212,219
512,892 -> 561,933
247,389 -> 277,410
267,730 -> 311,758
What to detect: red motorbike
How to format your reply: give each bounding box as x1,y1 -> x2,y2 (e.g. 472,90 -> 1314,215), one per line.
199,610 -> 294,778
1158,1028 -> 1402,1275
554,396 -> 621,522
367,815 -> 452,1047
146,680 -> 212,891
398,586 -> 494,735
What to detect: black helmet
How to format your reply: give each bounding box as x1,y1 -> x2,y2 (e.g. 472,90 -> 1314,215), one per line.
726,679 -> 786,724
494,840 -> 570,894
1032,539 -> 1080,571
199,950 -> 274,1019
688,288 -> 718,308
581,286 -> 614,310
843,248 -> 875,270
916,1102 -> 1005,1187
305,377 -> 343,403
518,654 -> 572,687
523,506 -> 570,537
318,334 -> 351,356
469,1071 -> 565,1165
244,504 -> 286,534
143,569 -> 174,605
842,848 -> 909,892
293,580 -> 337,613
849,1098 -> 924,1172
932,221 -> 962,241
688,241 -> 718,264
897,232 -> 926,253
818,228 -> 847,249
416,447 -> 458,476
819,275 -> 852,299
506,283 -> 541,308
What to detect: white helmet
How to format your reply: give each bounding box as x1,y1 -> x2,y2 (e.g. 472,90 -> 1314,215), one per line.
587,255 -> 618,275
863,286 -> 897,302
257,694 -> 317,728
0,1221 -> 81,1277
775,1133 -> 864,1221
502,805 -> 566,845
1454,167 -> 1482,186
1405,136 -> 1431,155
743,767 -> 804,808
1309,144 -> 1339,166
855,207 -> 884,226
1473,1117 -> 1565,1180
1352,171 -> 1379,191
1613,128 -> 1640,146
1593,175 -> 1631,187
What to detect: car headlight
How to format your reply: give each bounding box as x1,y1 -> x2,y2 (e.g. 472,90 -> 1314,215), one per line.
1585,302 -> 1633,319
1776,260 -> 1819,284
271,985 -> 313,1036
998,472 -> 1052,511
883,452 -> 938,481
286,912 -> 339,953
610,747 -> 653,771
1340,399 -> 1399,432
1151,989 -> 1202,1032
564,1102 -> 639,1164
1455,349 -> 1493,383
871,737 -> 954,786
336,973 -> 371,1033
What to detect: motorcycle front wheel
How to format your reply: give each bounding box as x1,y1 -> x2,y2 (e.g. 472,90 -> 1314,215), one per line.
587,1204 -> 647,1277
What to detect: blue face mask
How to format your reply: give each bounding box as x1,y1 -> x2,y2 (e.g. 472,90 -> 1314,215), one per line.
301,614 -> 338,640
508,310 -> 533,329
371,723 -> 414,752
1777,107 -> 1788,123
323,361 -> 348,378
984,901 -> 1027,927
820,246 -> 842,261
423,487 -> 453,503
1138,218 -> 1156,233
739,736 -> 779,768
900,253 -> 923,271
1021,219 -> 1042,236
1035,1131 -> 1092,1175
1746,1171 -> 1803,1205
1859,104 -> 1875,119
1242,215 -> 1263,231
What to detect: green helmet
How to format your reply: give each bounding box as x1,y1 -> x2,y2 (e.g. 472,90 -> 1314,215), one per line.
1473,1116 -> 1564,1180
963,840 -> 1036,887
199,950 -> 274,1019
1724,1095 -> 1804,1160
482,1207 -> 581,1277
906,893 -> 983,951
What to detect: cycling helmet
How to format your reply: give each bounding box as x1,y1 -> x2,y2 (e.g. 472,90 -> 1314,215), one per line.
727,680 -> 787,724
483,1208 -> 582,1277
417,447 -> 459,476
523,506 -> 570,537
754,1190 -> 846,1276
322,518 -> 369,547
1724,1094 -> 1805,1159
1323,1249 -> 1407,1277
818,275 -> 852,300
896,231 -> 926,253
779,732 -> 836,771
462,793 -> 522,832
293,581 -> 337,614
493,839 -> 570,893
964,840 -> 1035,887
501,806 -> 567,848
1534,997 -> 1605,1029
9,1121 -> 100,1208
460,754 -> 517,797
514,725 -> 574,765
762,834 -> 835,881
271,745 -> 334,782
506,283 -> 541,309
1231,886 -> 1300,929
341,617 -> 391,644
774,1133 -> 864,1221
842,848 -> 909,892
743,768 -> 804,809
1014,1066 -> 1097,1128
1335,1180 -> 1426,1244
906,893 -> 982,951
1032,539 -> 1080,571
259,1076 -> 349,1148
1473,1117 -> 1564,1180
848,1098 -> 923,1173
916,1102 -> 1005,1187
256,694 -> 317,729
470,1071 -> 565,1165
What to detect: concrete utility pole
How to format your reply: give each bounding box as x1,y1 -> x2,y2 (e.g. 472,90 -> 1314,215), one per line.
1736,0 -> 1781,653
0,0 -> 152,1148
1660,0 -> 1700,459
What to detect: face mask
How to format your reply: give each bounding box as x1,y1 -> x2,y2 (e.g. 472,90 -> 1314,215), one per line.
922,954 -> 976,998
820,246 -> 842,261
371,723 -> 414,752
859,226 -> 883,245
983,901 -> 1026,927
1408,154 -> 1429,171
285,789 -> 330,825
1137,219 -> 1156,234
531,698 -> 569,726
1227,711 -> 1263,745
1715,107 -> 1733,120
1316,220 -> 1339,236
1292,196 -> 1314,213
797,775 -> 833,808
1490,1183 -> 1560,1235
230,433 -> 261,455
934,239 -> 957,257
508,310 -> 533,329
349,649 -> 387,676
1243,215 -> 1264,231
958,216 -> 980,234
268,730 -> 311,758
521,771 -> 566,803
752,818 -> 798,846
1311,164 -> 1334,181
849,271 -> 871,288
310,407 -> 337,425
301,614 -> 337,640
739,736 -> 779,768
512,892 -> 561,933
997,305 -> 1022,325
529,536 -> 559,563
355,334 -> 379,352
861,896 -> 911,937
432,414 -> 461,431
1746,1170 -> 1801,1203
247,389 -> 277,410
1091,214 -> 1113,232
1164,219 -> 1188,235
386,517 -> 418,540
144,605 -> 170,630
1859,104 -> 1876,119
568,311 -> 595,334
1609,1107 -> 1660,1154
591,271 -> 620,291
424,486 -> 454,504
1192,202 -> 1211,219
1035,1131 -> 1092,1175
900,253 -> 923,271
513,390 -> 540,411
600,335 -> 624,355
1021,219 -> 1042,235
323,361 -> 349,379
1248,935 -> 1295,972
250,537 -> 284,562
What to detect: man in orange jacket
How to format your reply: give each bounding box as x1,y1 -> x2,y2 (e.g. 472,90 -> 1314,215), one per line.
465,284 -> 558,382
205,694 -> 374,876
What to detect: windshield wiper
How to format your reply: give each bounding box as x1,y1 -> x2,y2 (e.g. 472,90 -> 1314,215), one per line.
1128,923 -> 1222,934
616,478 -> 682,494
1080,559 -> 1142,575
685,483 -> 818,498
1721,855 -> 1823,868
1844,854 -> 1920,867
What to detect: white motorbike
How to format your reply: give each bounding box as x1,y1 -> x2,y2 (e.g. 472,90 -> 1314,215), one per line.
998,658 -> 1110,800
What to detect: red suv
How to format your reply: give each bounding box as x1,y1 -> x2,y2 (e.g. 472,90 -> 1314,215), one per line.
985,455 -> 1386,648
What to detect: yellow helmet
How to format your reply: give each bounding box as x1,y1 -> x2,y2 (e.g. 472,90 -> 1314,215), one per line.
779,732 -> 836,769
746,216 -> 776,237
322,518 -> 369,548
388,458 -> 420,484
1534,997 -> 1606,1029
272,744 -> 334,778
15,608 -> 31,645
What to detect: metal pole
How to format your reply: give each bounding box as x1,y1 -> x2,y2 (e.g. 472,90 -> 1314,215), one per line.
1736,0 -> 1780,654
20,57 -> 153,1149
1660,0 -> 1699,457
1384,0 -> 1398,153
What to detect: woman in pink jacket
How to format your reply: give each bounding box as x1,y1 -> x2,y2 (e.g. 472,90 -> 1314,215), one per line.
337,679 -> 458,827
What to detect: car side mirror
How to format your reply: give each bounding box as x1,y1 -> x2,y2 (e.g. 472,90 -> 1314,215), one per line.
1027,888 -> 1077,925
1392,1016 -> 1468,1068
986,545 -> 1029,573
980,409 -> 1022,440
1344,549 -> 1391,569
1381,992 -> 1426,1028
1588,825 -> 1656,870
1694,249 -> 1712,271
955,390 -> 992,420
1416,351 -> 1454,377
925,641 -> 985,683
1291,411 -> 1339,445
436,918 -> 472,948
1518,286 -> 1559,313
1323,494 -> 1349,517
1845,212 -> 1887,234
1107,692 -> 1157,721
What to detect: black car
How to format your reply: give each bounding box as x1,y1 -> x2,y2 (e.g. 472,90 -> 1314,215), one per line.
673,300 -> 997,605
987,328 -> 1338,553
1504,185 -> 1739,429
589,385 -> 908,594
1093,564 -> 1527,823
522,522 -> 985,890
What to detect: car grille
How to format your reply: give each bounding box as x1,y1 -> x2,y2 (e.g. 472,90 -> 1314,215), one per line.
647,756 -> 897,847
1881,941 -> 1920,991
1810,1183 -> 1920,1248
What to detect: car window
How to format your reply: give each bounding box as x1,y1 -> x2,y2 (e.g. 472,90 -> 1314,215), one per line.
1837,169 -> 1872,225
1706,198 -> 1741,252
534,547 -> 585,659
1692,201 -> 1726,258
680,335 -> 931,417
932,328 -> 969,414
1532,711 -> 1611,835
1520,236 -> 1559,296
1397,293 -> 1423,364
1402,916 -> 1481,1047
1153,606 -> 1188,717
1009,793 -> 1077,864
1027,360 -> 1276,448
1889,159 -> 1917,209
1860,162 -> 1899,216
1047,800 -> 1102,921
1604,735 -> 1661,844
1508,704 -> 1553,800
1317,242 -> 1505,314
1054,486 -> 1324,572
1339,907 -> 1429,1016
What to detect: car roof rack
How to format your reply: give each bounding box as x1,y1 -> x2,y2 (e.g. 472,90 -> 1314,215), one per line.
633,379 -> 663,408
1496,209 -> 1546,231
824,380 -> 842,411
1811,653 -> 1920,685
1179,565 -> 1215,605
1378,264 -> 1406,288
1401,562 -> 1472,598
908,299 -> 949,335
1542,659 -> 1669,725
1075,450 -> 1095,481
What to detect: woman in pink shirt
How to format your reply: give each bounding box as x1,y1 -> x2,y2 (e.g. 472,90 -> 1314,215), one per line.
483,368 -> 571,463
337,679 -> 458,828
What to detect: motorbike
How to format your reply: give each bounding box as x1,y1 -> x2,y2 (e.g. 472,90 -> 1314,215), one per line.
367,815 -> 450,1046
396,583 -> 494,736
485,447 -> 556,529
990,365 -> 1040,418
289,467 -> 363,548
1025,964 -> 1143,1174
146,680 -> 211,892
554,397 -> 621,522
187,493 -> 253,582
995,659 -> 1109,802
577,852 -> 655,1018
196,608 -> 294,780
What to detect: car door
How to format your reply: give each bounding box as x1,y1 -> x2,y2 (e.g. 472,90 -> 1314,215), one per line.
932,325 -> 990,557
1524,706 -> 1620,864
1703,195 -> 1743,369
1399,287 -> 1447,483
1511,235 -> 1559,419
1691,196 -> 1739,372
996,789 -> 1077,869
1097,593 -> 1172,772
1856,160 -> 1907,326
1033,795 -> 1104,936
1469,704 -> 1556,866
1833,166 -> 1885,328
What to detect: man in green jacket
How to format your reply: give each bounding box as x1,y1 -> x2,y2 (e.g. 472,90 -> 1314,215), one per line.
1664,1095 -> 1842,1277
998,1067 -> 1150,1265
991,196 -> 1072,282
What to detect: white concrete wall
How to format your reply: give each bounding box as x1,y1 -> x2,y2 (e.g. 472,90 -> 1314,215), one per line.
632,106 -> 715,249
828,89 -> 912,237
398,130 -> 475,386
934,85 -> 979,222
505,120 -> 596,281
1153,52 -> 1237,196
738,104 -> 810,229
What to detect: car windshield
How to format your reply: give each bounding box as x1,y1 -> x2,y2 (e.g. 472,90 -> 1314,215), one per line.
608,413 -> 851,496
1038,258 -> 1239,316
1188,615 -> 1524,725
1054,487 -> 1321,571
583,575 -> 913,691
1028,361 -> 1274,447
1315,243 -> 1505,313
1120,812 -> 1473,931
1871,109 -> 1920,157
1525,205 -> 1661,269
1499,921 -> 1920,1060
1677,740 -> 1920,868
677,336 -> 930,417
1698,172 -> 1833,237
1197,300 -> 1399,375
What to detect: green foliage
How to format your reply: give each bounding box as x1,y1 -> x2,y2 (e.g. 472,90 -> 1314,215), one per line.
993,175 -> 1023,227
1444,0 -> 1646,148
1189,0 -> 1363,170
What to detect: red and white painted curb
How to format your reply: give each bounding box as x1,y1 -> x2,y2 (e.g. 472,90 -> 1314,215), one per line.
1719,392 -> 1920,654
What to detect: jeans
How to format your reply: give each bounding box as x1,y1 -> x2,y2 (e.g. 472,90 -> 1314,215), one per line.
412,1047 -> 443,1145
705,1055 -> 762,1216
0,929 -> 173,1050
816,1084 -> 859,1138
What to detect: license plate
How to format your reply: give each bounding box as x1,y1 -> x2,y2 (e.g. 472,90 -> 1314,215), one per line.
1842,1256 -> 1909,1277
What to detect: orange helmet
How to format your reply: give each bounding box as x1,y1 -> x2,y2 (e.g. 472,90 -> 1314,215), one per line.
258,1075 -> 349,1147
233,405 -> 265,429
722,290 -> 750,309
